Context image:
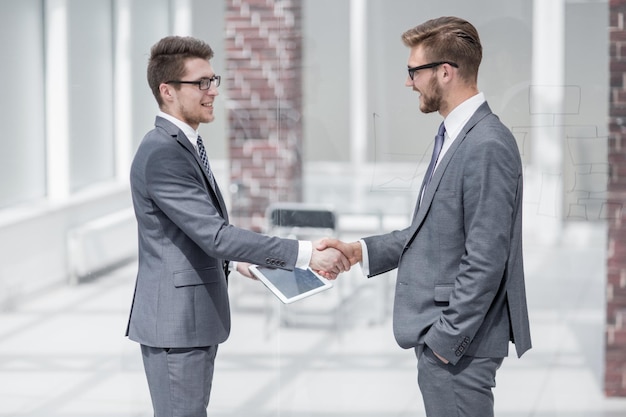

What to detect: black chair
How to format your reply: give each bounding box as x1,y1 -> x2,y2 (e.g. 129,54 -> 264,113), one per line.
267,204 -> 336,235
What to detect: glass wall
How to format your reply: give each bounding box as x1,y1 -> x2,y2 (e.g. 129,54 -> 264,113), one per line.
0,0 -> 608,224
0,0 -> 226,211
0,0 -> 46,208
302,0 -> 607,227
67,0 -> 115,192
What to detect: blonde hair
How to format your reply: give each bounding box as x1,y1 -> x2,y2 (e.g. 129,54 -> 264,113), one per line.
402,16 -> 482,84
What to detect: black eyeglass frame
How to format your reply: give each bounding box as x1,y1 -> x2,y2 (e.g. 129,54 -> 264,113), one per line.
166,75 -> 221,90
407,62 -> 458,80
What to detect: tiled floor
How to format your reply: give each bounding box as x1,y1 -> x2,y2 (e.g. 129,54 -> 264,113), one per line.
1,221 -> 626,416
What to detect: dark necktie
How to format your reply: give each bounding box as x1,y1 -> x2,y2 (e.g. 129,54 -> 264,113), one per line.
415,122 -> 446,214
196,135 -> 216,189
423,122 -> 446,193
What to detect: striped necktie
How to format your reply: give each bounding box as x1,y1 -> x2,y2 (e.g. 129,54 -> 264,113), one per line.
196,135 -> 216,189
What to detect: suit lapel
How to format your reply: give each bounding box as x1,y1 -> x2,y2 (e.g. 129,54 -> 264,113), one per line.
211,182 -> 230,223
155,117 -> 230,222
407,103 -> 493,243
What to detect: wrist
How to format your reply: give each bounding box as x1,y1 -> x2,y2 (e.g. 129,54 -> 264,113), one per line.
351,241 -> 363,263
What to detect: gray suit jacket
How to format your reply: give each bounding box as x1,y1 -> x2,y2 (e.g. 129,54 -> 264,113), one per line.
364,102 -> 531,365
126,116 -> 299,348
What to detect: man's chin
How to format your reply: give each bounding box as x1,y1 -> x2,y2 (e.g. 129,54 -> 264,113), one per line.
419,104 -> 437,114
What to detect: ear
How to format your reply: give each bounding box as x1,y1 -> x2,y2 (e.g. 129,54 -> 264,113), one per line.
440,64 -> 454,84
159,83 -> 175,103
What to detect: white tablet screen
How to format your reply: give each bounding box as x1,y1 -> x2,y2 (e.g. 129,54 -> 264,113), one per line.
249,266 -> 333,303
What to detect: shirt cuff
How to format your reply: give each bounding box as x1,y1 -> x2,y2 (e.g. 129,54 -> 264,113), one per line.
359,239 -> 370,276
296,240 -> 312,269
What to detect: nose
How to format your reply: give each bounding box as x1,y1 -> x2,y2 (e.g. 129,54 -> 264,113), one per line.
405,75 -> 414,87
207,85 -> 219,96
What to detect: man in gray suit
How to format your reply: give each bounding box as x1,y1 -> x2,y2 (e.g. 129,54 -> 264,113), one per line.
126,36 -> 348,417
320,17 -> 531,417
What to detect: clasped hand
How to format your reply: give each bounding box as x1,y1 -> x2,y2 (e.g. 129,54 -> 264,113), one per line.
310,238 -> 363,279
235,238 -> 362,280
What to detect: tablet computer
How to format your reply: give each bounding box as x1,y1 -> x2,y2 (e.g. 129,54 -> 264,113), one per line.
248,265 -> 333,304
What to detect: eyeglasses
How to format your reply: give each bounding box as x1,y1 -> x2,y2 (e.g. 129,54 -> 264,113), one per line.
166,75 -> 221,90
407,62 -> 458,80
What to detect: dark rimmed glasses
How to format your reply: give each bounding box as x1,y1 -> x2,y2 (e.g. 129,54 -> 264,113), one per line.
407,62 -> 458,80
166,75 -> 221,90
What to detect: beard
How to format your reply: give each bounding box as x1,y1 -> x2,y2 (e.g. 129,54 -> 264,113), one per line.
419,75 -> 443,114
178,102 -> 213,127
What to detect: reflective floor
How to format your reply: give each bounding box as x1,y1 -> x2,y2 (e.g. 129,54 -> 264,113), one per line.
1,220 -> 626,416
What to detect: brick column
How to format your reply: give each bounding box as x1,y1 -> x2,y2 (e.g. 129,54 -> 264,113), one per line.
607,0 -> 626,397
225,0 -> 303,231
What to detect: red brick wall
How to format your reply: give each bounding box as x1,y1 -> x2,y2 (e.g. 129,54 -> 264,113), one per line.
607,0 -> 626,397
225,0 -> 303,231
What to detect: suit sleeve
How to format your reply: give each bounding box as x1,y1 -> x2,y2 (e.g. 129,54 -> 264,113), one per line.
144,141 -> 299,269
423,124 -> 521,364
363,228 -> 412,277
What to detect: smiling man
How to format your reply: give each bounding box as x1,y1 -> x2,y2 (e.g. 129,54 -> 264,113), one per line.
319,17 -> 531,417
126,36 -> 349,417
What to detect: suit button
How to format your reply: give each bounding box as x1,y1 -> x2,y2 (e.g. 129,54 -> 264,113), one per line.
280,261 -> 286,267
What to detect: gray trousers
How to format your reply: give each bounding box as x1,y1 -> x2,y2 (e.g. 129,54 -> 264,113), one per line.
417,345 -> 503,417
141,344 -> 218,417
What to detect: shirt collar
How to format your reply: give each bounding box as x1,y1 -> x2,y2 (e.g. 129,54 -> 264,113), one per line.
443,92 -> 486,141
158,111 -> 199,150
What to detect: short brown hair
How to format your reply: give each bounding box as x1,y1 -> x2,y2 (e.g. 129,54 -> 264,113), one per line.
147,36 -> 214,106
401,16 -> 482,84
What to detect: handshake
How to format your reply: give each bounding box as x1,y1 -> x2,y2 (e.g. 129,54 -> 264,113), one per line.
235,238 -> 363,280
309,238 -> 363,280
